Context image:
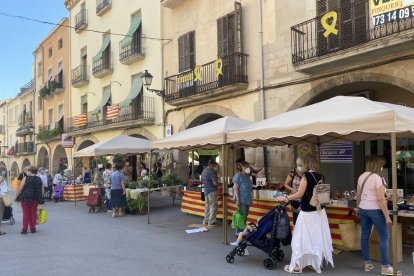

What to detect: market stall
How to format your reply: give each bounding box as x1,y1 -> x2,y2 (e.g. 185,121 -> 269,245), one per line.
63,185 -> 87,201
226,96 -> 414,268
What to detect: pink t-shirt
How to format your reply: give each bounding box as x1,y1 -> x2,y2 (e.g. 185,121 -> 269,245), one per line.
358,172 -> 386,210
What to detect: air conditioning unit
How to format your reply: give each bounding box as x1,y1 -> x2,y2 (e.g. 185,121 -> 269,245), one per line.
348,91 -> 373,100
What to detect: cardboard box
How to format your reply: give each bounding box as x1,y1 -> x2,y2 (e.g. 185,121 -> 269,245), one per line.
330,199 -> 348,207
385,189 -> 404,199
400,217 -> 414,246
369,223 -> 403,264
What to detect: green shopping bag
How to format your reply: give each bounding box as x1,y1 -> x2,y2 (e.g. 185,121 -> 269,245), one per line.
231,209 -> 246,231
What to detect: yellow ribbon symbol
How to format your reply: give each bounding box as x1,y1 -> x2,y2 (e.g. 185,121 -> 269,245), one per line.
321,11 -> 338,38
193,65 -> 203,81
214,58 -> 223,78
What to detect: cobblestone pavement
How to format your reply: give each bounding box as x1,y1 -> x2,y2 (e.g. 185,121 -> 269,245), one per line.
0,193 -> 412,276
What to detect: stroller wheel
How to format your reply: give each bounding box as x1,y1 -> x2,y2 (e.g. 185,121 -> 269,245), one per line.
226,254 -> 234,263
263,257 -> 276,270
271,249 -> 284,261
236,247 -> 245,256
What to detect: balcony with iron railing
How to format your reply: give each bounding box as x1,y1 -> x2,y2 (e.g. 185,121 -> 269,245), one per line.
96,0 -> 111,16
72,65 -> 89,87
37,124 -> 64,142
66,96 -> 155,134
16,141 -> 35,155
291,2 -> 414,72
119,36 -> 144,65
19,79 -> 35,95
164,52 -> 248,106
75,9 -> 88,33
92,52 -> 113,78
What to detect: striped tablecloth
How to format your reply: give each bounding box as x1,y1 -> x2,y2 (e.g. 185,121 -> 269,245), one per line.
63,185 -> 87,201
181,190 -> 355,247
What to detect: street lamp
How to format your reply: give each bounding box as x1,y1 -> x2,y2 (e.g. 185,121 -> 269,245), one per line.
141,70 -> 165,98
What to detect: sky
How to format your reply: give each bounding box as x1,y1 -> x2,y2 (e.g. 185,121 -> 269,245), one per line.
0,0 -> 67,99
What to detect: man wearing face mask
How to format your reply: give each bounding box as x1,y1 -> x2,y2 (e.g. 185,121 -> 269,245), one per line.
202,160 -> 222,226
233,161 -> 253,226
235,159 -> 262,185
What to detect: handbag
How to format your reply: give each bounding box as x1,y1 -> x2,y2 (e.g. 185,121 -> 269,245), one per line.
231,209 -> 246,231
309,173 -> 330,211
355,172 -> 374,223
2,192 -> 14,207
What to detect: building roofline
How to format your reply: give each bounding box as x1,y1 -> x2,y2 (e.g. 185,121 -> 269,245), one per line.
33,17 -> 69,55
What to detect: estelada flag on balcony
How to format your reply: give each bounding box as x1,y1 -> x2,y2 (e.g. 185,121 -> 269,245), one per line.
75,113 -> 87,127
106,104 -> 120,120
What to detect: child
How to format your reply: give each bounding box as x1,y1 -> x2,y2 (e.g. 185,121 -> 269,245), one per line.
230,223 -> 258,246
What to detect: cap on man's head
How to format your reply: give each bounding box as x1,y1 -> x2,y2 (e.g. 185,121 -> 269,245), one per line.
208,160 -> 218,166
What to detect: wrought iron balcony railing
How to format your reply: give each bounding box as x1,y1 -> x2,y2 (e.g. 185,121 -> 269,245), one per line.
72,65 -> 89,87
164,52 -> 248,102
291,4 -> 414,64
20,79 -> 35,94
92,52 -> 113,78
96,0 -> 111,15
16,142 -> 35,154
75,9 -> 88,32
119,37 -> 144,64
66,96 -> 155,132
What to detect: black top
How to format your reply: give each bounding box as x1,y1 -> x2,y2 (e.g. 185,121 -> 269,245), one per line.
18,172 -> 27,181
16,175 -> 43,204
301,171 -> 324,212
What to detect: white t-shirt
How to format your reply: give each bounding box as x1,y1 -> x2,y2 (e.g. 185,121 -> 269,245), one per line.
358,172 -> 386,210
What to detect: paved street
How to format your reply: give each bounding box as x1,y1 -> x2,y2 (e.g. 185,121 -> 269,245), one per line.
1,194 -> 413,276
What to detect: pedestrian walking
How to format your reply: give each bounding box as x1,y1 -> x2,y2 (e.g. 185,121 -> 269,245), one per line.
109,163 -> 126,218
232,161 -> 253,227
276,155 -> 334,274
15,166 -> 44,234
202,160 -> 221,226
0,175 -> 8,235
356,155 -> 401,276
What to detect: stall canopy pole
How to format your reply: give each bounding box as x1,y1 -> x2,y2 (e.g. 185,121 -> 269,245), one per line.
391,133 -> 398,276
191,150 -> 195,181
147,150 -> 152,224
222,144 -> 228,244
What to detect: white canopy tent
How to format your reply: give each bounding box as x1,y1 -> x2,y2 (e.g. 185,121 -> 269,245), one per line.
73,135 -> 151,157
226,96 -> 414,271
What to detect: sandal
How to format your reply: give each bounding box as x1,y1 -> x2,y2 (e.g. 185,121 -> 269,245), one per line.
284,265 -> 302,274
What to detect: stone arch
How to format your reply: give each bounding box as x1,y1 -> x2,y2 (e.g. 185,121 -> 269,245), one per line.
52,145 -> 69,175
178,105 -> 238,131
74,134 -> 99,151
289,72 -> 414,110
10,161 -> 19,180
37,146 -> 50,170
21,158 -> 31,171
122,128 -> 157,141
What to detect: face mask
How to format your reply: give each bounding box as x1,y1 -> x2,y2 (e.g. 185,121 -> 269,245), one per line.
296,166 -> 303,172
244,167 -> 251,174
381,167 -> 384,172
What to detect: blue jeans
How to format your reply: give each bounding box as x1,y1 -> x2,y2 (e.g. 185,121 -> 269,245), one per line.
359,208 -> 390,266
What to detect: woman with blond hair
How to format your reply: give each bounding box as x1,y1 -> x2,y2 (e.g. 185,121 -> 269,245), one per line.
276,154 -> 333,274
357,155 -> 401,275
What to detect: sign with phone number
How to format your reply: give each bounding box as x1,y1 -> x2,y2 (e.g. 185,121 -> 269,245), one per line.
372,5 -> 414,26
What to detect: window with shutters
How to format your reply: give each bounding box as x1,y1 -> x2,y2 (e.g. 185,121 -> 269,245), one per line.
217,2 -> 242,58
178,31 -> 195,72
317,0 -> 367,55
81,95 -> 88,114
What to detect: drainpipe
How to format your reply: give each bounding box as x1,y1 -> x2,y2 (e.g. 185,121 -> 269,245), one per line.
258,0 -> 268,177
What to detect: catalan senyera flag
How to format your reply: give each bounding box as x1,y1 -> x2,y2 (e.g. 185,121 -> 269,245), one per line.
106,104 -> 120,120
74,113 -> 87,127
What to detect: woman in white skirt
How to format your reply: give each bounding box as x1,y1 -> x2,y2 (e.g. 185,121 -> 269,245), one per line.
276,155 -> 333,273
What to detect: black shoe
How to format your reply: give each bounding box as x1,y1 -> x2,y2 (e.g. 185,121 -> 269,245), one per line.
21,231 -> 27,235
30,229 -> 37,233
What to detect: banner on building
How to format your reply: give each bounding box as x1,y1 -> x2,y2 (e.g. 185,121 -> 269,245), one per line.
370,0 -> 414,26
61,133 -> 75,148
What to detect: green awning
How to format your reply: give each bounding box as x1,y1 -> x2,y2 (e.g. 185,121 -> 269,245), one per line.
120,14 -> 141,47
119,76 -> 143,107
91,87 -> 111,115
93,34 -> 111,62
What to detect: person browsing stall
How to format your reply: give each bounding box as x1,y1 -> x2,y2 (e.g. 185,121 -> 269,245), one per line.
202,160 -> 222,226
356,155 -> 401,276
109,164 -> 126,218
283,157 -> 304,225
233,161 -> 253,224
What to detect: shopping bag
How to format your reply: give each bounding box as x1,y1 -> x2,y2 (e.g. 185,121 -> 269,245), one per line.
231,209 -> 246,231
2,191 -> 14,207
37,207 -> 47,224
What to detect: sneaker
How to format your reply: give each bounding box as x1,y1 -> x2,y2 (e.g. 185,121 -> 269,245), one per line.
30,229 -> 37,233
381,266 -> 402,276
230,242 -> 239,246
202,222 -> 208,226
364,263 -> 374,272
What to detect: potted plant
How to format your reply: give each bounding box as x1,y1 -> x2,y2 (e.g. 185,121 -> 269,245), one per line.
39,86 -> 50,98
136,195 -> 146,215
126,197 -> 138,215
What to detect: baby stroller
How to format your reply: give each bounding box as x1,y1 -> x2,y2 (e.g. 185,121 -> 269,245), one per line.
2,206 -> 15,225
226,203 -> 291,270
52,185 -> 64,202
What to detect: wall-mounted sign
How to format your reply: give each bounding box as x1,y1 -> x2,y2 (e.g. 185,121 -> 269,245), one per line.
61,133 -> 75,148
370,0 -> 414,26
198,149 -> 219,156
166,125 -> 173,137
319,142 -> 353,163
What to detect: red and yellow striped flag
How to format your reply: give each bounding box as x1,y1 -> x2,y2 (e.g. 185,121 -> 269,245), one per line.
106,104 -> 120,120
74,113 -> 87,127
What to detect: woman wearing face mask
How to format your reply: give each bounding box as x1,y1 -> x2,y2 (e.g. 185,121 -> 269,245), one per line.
283,157 -> 304,225
233,161 -> 253,225
356,155 -> 401,276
